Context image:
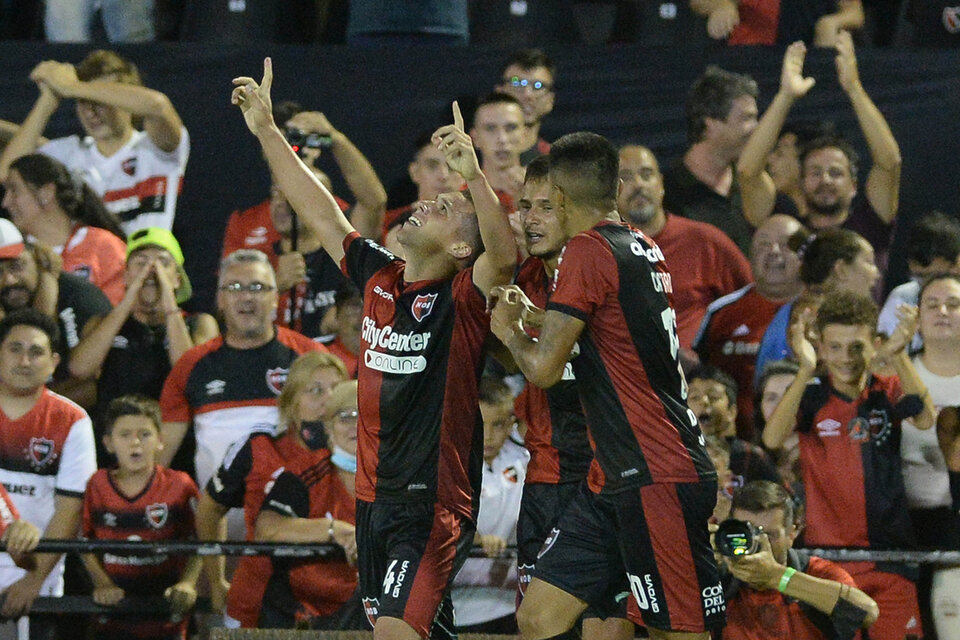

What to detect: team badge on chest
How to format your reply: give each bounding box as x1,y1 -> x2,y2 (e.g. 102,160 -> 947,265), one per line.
26,438 -> 56,469
146,503 -> 168,528
411,293 -> 438,322
265,367 -> 289,395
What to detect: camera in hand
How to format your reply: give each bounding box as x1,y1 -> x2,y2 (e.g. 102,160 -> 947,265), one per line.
716,519 -> 763,557
285,128 -> 333,156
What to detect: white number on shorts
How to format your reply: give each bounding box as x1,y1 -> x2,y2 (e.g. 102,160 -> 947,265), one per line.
628,573 -> 649,610
383,559 -> 398,595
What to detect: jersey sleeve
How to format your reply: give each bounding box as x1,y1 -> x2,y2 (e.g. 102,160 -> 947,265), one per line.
805,556 -> 857,586
37,135 -> 81,165
261,471 -> 310,519
56,414 -> 97,497
93,236 -> 127,305
796,379 -> 828,434
341,231 -> 401,290
159,350 -> 195,423
205,437 -> 254,509
547,232 -> 617,322
81,472 -> 101,538
177,472 -> 200,539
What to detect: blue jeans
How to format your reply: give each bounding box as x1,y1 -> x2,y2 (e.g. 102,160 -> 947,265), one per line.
44,0 -> 155,42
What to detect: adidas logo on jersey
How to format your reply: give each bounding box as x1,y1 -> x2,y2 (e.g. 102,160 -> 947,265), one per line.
206,379 -> 226,396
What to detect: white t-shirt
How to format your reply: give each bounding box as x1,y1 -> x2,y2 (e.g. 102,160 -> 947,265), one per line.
452,441 -> 529,626
40,127 -> 190,235
901,357 -> 960,509
0,389 -> 96,595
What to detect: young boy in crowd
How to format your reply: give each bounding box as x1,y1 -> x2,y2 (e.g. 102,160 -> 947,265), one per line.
763,290 -> 935,640
82,395 -> 201,640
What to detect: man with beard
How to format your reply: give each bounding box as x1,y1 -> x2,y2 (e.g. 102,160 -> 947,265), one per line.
0,218 -> 110,403
67,227 -> 219,466
618,144 -> 752,365
694,214 -> 804,439
735,35 -> 901,271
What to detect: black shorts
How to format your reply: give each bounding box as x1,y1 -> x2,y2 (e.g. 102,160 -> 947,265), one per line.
356,500 -> 474,639
534,481 -> 725,633
516,481 -> 581,597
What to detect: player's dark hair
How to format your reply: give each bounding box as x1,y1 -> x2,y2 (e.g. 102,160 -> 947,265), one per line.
685,66 -> 758,145
788,228 -> 865,287
472,92 -> 524,129
0,308 -> 60,355
272,100 -> 304,128
479,374 -> 513,406
498,48 -> 555,81
799,134 -> 860,182
906,211 -> 960,268
815,290 -> 878,334
104,394 -> 162,435
549,132 -> 619,209
731,480 -> 797,528
10,154 -> 126,240
524,154 -> 551,183
688,364 -> 737,406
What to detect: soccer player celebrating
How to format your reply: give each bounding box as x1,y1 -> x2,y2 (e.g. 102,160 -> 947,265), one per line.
232,59 -> 516,640
489,132 -> 723,640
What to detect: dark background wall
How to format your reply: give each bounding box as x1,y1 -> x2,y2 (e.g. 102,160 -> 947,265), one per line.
1,42 -> 958,311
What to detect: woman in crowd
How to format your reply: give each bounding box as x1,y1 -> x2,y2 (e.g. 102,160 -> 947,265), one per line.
254,378 -> 361,629
195,351 -> 349,628
1,153 -> 126,303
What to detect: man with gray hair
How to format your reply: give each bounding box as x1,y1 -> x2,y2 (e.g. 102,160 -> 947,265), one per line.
158,249 -> 324,489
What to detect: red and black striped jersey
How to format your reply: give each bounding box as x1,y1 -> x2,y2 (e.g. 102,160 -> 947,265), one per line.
159,328 -> 324,489
341,233 -> 489,520
261,453 -> 357,622
206,430 -> 304,628
82,465 -> 198,591
796,374 -> 920,557
546,221 -> 715,494
693,284 -> 786,440
513,257 -> 592,485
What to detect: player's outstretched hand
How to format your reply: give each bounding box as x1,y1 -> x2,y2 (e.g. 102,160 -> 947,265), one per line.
232,57 -> 276,137
432,101 -> 481,181
780,41 -> 815,99
835,31 -> 862,95
488,285 -> 528,343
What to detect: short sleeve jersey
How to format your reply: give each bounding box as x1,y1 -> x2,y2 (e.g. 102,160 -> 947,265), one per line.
513,257 -> 593,485
54,272 -> 113,382
261,456 -> 357,620
40,128 -> 190,234
159,328 -> 324,488
652,214 -> 753,349
694,284 -> 786,439
56,225 -> 127,305
82,466 -> 198,592
796,374 -> 920,551
205,430 -> 303,628
546,221 -> 715,493
341,233 -> 489,519
0,389 -> 96,579
722,554 -> 858,640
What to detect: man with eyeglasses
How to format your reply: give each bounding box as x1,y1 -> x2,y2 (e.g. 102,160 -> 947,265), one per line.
718,480 -> 878,640
159,249 -> 324,491
497,49 -> 556,165
0,218 -> 111,406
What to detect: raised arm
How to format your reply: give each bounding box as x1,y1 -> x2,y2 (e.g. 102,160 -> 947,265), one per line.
762,313 -> 817,449
737,42 -> 815,227
489,285 -> 584,388
690,0 -> 740,40
233,59 -> 353,265
813,0 -> 865,48
285,111 -> 388,240
0,65 -> 61,179
835,31 -> 901,223
32,60 -> 183,152
433,102 -> 517,295
882,305 -> 935,430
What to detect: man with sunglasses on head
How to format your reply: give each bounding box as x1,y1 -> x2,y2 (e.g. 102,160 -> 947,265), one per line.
497,49 -> 556,165
158,249 -> 324,491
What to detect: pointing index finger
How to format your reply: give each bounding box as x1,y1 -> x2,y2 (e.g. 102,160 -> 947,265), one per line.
262,57 -> 273,93
452,100 -> 464,132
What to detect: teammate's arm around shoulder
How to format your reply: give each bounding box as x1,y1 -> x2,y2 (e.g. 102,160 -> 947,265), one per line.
232,58 -> 353,265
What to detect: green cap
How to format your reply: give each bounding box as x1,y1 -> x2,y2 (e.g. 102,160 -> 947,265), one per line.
126,227 -> 193,304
